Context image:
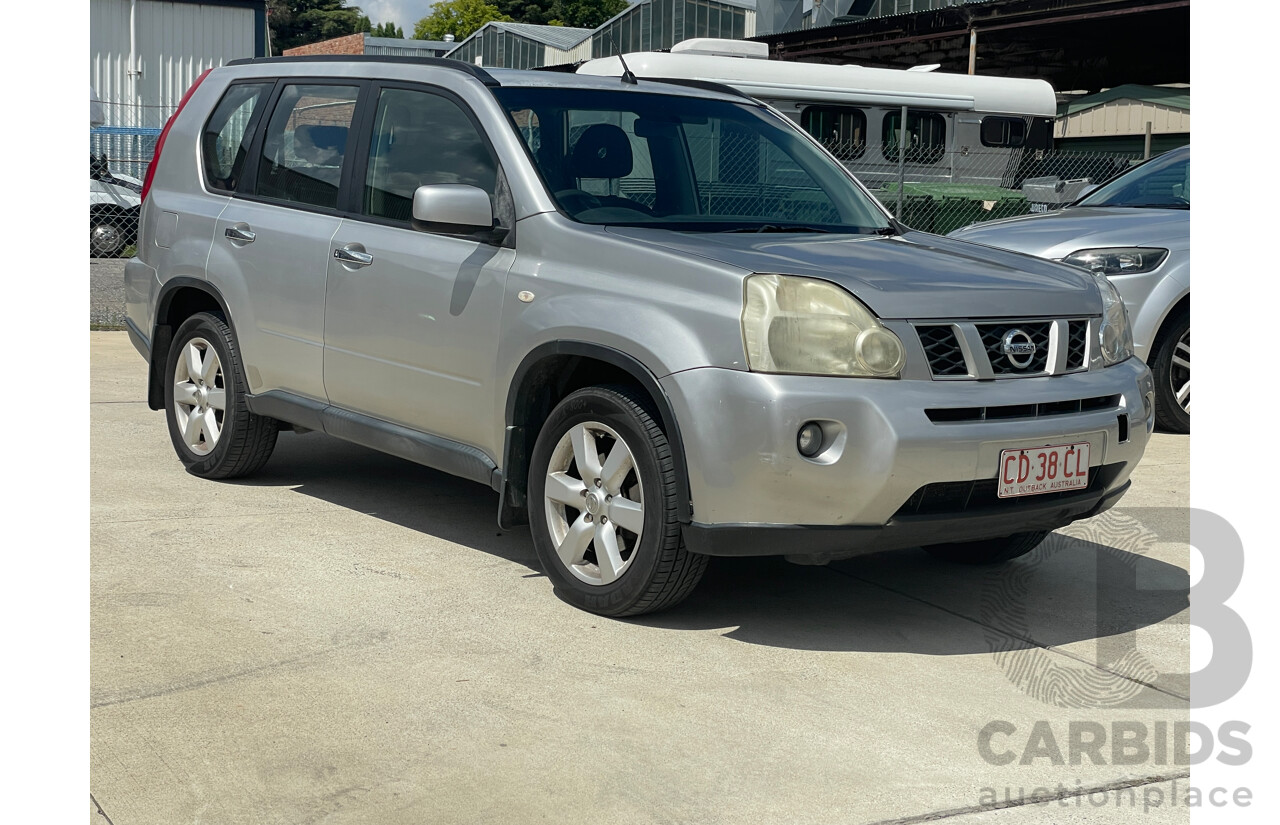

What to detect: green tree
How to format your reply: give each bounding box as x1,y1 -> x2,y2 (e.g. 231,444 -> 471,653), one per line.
413,0 -> 511,41
373,22 -> 404,37
268,1 -> 366,54
491,0 -> 626,28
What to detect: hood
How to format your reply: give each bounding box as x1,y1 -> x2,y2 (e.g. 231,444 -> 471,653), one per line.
604,227 -> 1101,319
948,206 -> 1189,260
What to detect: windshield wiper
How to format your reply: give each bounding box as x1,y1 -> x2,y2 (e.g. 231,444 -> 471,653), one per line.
722,224 -> 833,233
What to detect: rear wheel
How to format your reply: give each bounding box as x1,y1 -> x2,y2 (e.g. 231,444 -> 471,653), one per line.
163,312 -> 279,479
528,385 -> 707,617
1150,311 -> 1190,433
923,531 -> 1048,564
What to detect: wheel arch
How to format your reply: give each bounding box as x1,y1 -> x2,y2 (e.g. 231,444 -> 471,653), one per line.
500,341 -> 693,528
147,278 -> 238,411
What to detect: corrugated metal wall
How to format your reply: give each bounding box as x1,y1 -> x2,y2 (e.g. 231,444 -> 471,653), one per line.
1057,101 -> 1191,140
90,0 -> 258,128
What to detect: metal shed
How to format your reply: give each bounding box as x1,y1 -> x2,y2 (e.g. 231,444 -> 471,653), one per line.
445,22 -> 594,69
592,0 -> 757,57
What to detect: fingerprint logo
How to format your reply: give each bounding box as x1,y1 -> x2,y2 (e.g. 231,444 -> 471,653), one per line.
981,511 -> 1163,708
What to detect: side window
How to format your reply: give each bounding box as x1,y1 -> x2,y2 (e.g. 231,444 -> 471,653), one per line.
364,88 -> 498,222
801,106 -> 867,161
254,84 -> 359,210
980,116 -> 1027,148
882,110 -> 946,165
202,82 -> 271,192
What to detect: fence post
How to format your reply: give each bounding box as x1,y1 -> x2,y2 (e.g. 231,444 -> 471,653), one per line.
1143,121 -> 1153,159
896,105 -> 908,219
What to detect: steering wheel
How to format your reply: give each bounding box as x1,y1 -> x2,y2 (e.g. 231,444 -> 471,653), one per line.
555,189 -> 602,213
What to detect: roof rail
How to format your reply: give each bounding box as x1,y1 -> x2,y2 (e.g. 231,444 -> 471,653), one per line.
225,55 -> 500,87
638,76 -> 758,103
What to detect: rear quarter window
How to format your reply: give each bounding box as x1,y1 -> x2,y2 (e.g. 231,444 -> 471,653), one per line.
202,82 -> 272,192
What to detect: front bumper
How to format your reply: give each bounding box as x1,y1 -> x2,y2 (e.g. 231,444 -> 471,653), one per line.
661,358 -> 1154,558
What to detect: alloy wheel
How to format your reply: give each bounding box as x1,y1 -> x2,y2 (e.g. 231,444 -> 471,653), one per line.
542,421 -> 645,586
172,337 -> 226,456
1171,328 -> 1190,414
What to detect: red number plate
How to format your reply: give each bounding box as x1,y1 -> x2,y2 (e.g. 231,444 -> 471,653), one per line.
997,442 -> 1090,498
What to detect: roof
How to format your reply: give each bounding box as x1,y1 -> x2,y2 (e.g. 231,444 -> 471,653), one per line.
579,51 -> 1057,116
488,69 -> 753,103
595,0 -> 757,34
488,22 -> 595,50
1060,84 -> 1190,116
364,37 -> 455,52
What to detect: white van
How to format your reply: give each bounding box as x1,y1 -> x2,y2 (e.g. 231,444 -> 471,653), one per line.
577,39 -> 1057,190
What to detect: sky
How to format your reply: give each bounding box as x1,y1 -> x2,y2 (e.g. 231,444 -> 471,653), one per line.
357,1 -> 439,32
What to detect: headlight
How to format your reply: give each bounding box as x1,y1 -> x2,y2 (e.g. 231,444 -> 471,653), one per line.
1095,274 -> 1134,365
742,274 -> 904,377
1062,247 -> 1168,275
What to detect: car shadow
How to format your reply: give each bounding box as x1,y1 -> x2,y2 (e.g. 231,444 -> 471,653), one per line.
239,432 -> 1189,667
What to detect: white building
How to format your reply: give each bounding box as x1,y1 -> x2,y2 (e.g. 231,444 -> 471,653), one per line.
90,0 -> 267,131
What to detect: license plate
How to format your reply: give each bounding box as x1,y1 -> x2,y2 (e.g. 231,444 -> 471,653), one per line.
997,442 -> 1090,498
1029,203 -> 1050,213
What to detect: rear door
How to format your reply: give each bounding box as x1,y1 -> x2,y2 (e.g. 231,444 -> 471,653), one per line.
321,83 -> 515,457
209,80 -> 365,403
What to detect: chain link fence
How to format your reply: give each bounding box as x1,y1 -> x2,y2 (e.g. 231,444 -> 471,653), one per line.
90,101 -> 172,257
833,141 -> 1146,235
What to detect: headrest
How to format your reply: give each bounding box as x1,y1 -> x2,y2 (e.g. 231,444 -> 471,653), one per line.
570,123 -> 633,179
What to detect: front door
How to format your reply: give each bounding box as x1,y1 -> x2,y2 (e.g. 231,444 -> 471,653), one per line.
322,84 -> 514,458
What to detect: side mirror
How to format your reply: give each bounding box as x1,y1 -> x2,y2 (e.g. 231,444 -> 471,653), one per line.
412,184 -> 494,232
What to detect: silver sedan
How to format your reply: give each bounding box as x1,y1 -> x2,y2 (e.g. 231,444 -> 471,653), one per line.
950,146 -> 1190,432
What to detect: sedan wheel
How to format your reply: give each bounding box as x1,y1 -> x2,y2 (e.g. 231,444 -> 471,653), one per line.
172,337 -> 226,456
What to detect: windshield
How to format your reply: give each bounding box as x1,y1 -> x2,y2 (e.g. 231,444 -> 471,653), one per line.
494,87 -> 893,233
1077,148 -> 1190,209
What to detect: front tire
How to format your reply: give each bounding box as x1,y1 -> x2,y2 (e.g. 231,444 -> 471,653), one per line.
528,385 -> 707,617
163,312 -> 279,479
1150,311 -> 1190,433
923,531 -> 1048,564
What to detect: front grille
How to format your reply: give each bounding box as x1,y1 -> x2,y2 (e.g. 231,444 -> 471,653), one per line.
925,394 -> 1120,423
918,325 -> 967,376
893,462 -> 1124,518
978,322 -> 1052,374
1067,320 -> 1088,370
912,317 -> 1093,379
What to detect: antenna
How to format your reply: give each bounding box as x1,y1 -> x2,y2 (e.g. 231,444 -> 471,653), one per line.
609,33 -> 638,85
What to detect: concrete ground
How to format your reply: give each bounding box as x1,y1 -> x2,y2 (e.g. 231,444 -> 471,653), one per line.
90,331 -> 1190,825
90,258 -> 127,328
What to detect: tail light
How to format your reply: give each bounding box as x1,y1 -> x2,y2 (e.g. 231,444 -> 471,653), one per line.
140,68 -> 212,203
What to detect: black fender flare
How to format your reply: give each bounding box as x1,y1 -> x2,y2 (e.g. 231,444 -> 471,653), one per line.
146,277 -> 238,411
500,341 -> 693,528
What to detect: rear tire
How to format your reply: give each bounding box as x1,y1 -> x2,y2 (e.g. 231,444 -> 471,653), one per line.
90,217 -> 125,257
528,385 -> 707,617
163,312 -> 279,479
923,531 -> 1048,565
1150,311 -> 1190,433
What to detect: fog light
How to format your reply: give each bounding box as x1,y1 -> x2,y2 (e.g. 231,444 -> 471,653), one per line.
1143,392 -> 1154,419
797,422 -> 824,457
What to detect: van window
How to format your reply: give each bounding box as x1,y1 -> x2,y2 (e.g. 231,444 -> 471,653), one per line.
980,116 -> 1027,148
881,111 -> 946,165
202,82 -> 271,192
254,84 -> 359,210
364,88 -> 499,222
801,106 -> 867,161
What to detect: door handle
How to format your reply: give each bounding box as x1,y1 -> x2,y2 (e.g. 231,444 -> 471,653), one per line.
224,224 -> 256,244
334,244 -> 374,268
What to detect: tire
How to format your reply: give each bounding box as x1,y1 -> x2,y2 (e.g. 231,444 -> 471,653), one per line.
1150,311 -> 1190,433
923,531 -> 1048,565
163,312 -> 279,479
89,217 -> 125,257
528,385 -> 707,617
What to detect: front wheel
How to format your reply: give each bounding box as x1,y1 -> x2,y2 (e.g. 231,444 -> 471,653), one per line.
163,312 -> 279,479
528,385 -> 707,616
923,531 -> 1048,565
1150,311 -> 1190,433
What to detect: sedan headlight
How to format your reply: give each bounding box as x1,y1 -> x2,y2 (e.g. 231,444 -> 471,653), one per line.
1062,247 -> 1168,276
742,274 -> 904,377
1095,274 -> 1134,365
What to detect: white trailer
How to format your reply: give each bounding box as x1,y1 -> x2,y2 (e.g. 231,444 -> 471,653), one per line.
578,39 -> 1058,189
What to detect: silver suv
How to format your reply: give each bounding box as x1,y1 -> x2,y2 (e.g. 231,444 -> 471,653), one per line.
125,56 -> 1154,616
